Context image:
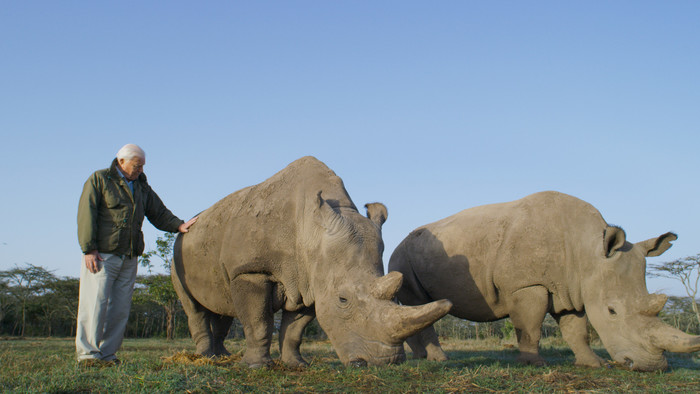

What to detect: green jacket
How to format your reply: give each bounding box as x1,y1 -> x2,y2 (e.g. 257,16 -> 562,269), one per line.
77,158 -> 184,257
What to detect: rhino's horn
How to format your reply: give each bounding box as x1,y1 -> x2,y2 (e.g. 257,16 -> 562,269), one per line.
371,271 -> 403,301
649,321 -> 700,353
387,299 -> 453,342
640,294 -> 668,316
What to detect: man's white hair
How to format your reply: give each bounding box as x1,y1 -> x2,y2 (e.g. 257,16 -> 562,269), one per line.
116,144 -> 146,161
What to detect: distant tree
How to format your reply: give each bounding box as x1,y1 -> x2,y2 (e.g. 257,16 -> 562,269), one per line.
500,319 -> 515,340
651,254 -> 700,326
139,232 -> 180,340
659,296 -> 700,335
36,283 -> 59,336
140,274 -> 179,339
140,232 -> 177,274
130,282 -> 164,338
47,277 -> 80,336
0,265 -> 56,336
0,277 -> 8,324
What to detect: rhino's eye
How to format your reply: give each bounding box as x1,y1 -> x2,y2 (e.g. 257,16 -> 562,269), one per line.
336,289 -> 352,309
608,307 -> 617,316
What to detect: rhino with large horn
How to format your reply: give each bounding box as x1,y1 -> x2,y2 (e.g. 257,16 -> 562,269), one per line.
389,191 -> 698,372
172,156 -> 452,368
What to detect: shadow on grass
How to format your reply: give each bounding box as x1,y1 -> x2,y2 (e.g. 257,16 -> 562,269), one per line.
435,347 -> 700,372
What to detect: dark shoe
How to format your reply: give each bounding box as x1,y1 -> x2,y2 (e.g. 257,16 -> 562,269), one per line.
78,358 -> 121,368
78,359 -> 105,368
99,358 -> 121,367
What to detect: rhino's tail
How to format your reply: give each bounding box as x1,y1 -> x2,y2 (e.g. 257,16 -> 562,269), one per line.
171,212 -> 203,289
171,231 -> 189,294
388,237 -> 434,306
172,232 -> 182,269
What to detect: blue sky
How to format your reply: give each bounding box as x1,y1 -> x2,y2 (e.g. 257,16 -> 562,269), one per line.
1,1 -> 698,297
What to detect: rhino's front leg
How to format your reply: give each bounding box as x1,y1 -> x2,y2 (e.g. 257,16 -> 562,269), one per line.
508,285 -> 549,366
230,273 -> 274,368
553,311 -> 608,368
278,307 -> 315,367
406,326 -> 448,361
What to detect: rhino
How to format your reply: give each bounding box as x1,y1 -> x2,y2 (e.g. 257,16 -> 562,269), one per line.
389,191 -> 700,371
171,156 -> 452,368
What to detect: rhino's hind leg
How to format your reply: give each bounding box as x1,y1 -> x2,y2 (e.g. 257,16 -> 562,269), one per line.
172,269 -> 220,357
553,311 -> 608,368
391,256 -> 448,361
406,326 -> 448,361
230,273 -> 274,368
278,307 -> 315,367
508,285 -> 549,366
211,314 -> 233,356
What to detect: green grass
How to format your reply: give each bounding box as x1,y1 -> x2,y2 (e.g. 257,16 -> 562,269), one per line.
1,336 -> 698,392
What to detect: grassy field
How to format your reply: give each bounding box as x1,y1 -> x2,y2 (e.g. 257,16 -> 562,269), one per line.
1,336 -> 698,393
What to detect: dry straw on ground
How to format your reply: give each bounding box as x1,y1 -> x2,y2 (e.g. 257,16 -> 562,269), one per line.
162,351 -> 242,366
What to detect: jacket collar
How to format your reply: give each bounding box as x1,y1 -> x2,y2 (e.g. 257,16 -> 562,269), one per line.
108,158 -> 147,183
109,158 -> 121,178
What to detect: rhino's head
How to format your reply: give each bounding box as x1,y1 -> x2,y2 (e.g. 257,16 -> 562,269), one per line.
582,227 -> 700,371
310,193 -> 452,366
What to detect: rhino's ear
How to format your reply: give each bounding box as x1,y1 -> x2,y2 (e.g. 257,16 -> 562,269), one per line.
603,226 -> 626,258
364,202 -> 388,229
639,232 -> 677,257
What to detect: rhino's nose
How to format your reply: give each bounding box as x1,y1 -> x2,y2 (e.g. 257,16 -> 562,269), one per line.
349,358 -> 367,368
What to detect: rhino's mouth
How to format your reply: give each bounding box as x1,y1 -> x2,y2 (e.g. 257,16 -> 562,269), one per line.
347,350 -> 405,366
614,352 -> 667,372
344,340 -> 406,366
349,359 -> 367,368
623,357 -> 634,369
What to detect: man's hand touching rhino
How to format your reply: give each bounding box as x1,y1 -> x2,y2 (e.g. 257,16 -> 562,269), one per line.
179,216 -> 198,233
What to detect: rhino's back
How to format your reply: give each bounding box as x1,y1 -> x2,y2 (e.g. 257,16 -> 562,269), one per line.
392,191 -> 605,319
176,156 -> 356,314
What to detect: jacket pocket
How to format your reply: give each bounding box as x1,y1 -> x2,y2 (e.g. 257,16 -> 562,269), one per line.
97,224 -> 122,254
135,232 -> 145,256
104,191 -> 122,208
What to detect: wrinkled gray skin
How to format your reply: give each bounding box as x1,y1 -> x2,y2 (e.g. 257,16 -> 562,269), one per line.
172,156 -> 452,368
389,191 -> 700,372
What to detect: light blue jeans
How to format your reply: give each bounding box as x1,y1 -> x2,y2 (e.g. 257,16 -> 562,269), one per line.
75,253 -> 138,361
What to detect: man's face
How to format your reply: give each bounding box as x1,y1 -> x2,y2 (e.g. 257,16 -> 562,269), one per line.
118,157 -> 145,181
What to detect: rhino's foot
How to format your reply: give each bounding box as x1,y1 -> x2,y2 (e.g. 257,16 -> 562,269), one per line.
574,353 -> 609,368
196,348 -> 217,358
242,354 -> 273,369
214,345 -> 231,357
195,347 -> 231,358
516,352 -> 547,367
194,339 -> 216,357
242,359 -> 274,369
281,356 -> 309,369
410,351 -> 427,360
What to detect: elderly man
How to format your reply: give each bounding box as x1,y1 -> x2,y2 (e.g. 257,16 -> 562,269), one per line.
76,144 -> 197,365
